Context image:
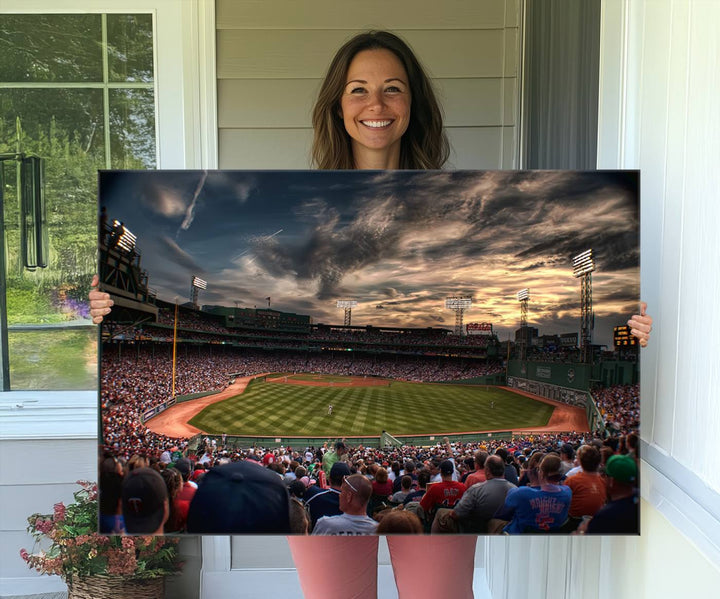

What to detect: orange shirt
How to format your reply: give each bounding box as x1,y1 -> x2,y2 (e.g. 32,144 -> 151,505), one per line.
566,471 -> 607,517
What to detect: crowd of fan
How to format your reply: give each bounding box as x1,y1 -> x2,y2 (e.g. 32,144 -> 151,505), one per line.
101,344 -> 504,458
102,429 -> 639,537
150,305 -> 498,351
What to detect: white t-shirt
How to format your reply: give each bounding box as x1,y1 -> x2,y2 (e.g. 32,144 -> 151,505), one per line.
312,513 -> 378,536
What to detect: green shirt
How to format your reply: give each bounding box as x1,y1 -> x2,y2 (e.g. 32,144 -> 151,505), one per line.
322,450 -> 339,477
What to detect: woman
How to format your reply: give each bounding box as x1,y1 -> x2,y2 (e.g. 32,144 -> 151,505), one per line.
90,30 -> 653,599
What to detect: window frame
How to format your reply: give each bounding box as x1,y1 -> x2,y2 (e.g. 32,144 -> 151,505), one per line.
0,0 -> 217,431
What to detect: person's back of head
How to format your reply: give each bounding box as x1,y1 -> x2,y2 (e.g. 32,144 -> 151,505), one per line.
122,467 -> 168,534
417,470 -> 431,489
400,475 -> 412,491
539,454 -> 563,484
484,455 -> 505,479
577,445 -> 601,473
186,461 -> 290,534
376,509 -> 423,534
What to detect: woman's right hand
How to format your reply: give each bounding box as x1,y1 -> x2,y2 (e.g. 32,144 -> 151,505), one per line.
89,274 -> 113,324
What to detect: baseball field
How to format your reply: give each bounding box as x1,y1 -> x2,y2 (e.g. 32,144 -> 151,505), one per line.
187,373 -> 556,437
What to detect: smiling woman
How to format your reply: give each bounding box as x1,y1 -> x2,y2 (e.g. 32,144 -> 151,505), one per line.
311,31 -> 448,170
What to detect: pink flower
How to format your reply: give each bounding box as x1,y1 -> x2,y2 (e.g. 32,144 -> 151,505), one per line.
106,548 -> 137,576
53,503 -> 66,522
19,548 -> 29,562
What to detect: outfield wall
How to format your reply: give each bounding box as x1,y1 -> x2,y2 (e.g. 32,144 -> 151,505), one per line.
140,388 -> 222,424
507,360 -> 592,390
191,431 -> 516,450
506,376 -> 604,433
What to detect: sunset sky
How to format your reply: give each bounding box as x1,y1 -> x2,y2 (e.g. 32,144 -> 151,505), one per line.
100,170 -> 640,348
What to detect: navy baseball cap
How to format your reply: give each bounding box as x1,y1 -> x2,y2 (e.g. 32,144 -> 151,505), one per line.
122,468 -> 167,534
186,461 -> 290,534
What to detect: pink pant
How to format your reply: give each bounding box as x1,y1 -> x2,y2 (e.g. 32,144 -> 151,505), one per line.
288,536 -> 477,599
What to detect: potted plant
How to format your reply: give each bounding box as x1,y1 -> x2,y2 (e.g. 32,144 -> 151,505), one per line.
20,480 -> 182,599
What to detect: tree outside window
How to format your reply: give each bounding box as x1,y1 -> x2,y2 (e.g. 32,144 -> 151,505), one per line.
0,13 -> 156,390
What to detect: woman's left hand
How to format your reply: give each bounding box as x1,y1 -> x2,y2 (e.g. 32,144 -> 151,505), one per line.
628,301 -> 652,347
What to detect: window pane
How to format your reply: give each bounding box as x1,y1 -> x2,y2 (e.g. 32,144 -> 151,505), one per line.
1,88 -> 104,284
107,14 -> 154,83
8,329 -> 97,390
110,88 -> 156,169
1,12 -> 156,390
0,14 -> 103,82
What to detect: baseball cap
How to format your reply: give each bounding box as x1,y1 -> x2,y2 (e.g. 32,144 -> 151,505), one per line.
121,468 -> 168,534
604,454 -> 637,484
186,461 -> 290,534
440,460 -> 454,476
329,461 -> 351,484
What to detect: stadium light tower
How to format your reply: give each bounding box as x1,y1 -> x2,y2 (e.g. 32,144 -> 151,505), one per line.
517,288 -> 530,361
336,299 -> 358,326
191,276 -> 207,310
445,296 -> 472,336
572,249 -> 596,363
110,220 -> 137,254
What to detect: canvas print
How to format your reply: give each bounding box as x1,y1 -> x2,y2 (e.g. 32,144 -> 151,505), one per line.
98,169 -> 640,536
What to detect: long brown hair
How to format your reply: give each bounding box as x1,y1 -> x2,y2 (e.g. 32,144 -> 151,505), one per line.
311,31 -> 449,170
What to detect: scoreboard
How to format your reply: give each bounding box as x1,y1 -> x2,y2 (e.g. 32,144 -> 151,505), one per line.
466,322 -> 493,335
614,325 -> 637,348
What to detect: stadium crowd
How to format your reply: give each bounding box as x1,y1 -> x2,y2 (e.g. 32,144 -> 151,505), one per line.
101,426 -> 639,537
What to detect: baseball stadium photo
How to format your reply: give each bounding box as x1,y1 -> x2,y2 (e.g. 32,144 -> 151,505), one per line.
98,170 -> 641,536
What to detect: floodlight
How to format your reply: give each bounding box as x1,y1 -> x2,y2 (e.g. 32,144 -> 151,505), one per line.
572,249 -> 595,277
337,299 -> 358,326
192,276 -> 207,290
111,219 -> 137,253
517,288 -> 529,302
445,296 -> 472,310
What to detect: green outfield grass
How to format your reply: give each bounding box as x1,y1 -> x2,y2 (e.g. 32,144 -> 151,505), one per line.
188,375 -> 555,437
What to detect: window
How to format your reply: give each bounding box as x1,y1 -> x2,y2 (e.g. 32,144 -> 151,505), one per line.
0,13 -> 156,390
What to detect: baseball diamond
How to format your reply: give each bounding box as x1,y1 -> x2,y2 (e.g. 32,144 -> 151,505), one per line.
185,374 -> 558,437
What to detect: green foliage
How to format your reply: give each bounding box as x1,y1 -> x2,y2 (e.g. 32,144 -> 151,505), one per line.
8,329 -> 96,390
20,481 -> 182,583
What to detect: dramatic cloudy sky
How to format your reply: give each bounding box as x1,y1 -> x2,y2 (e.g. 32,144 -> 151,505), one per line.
100,170 -> 640,347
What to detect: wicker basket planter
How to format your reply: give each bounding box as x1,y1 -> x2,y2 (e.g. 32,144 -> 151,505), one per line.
67,575 -> 165,599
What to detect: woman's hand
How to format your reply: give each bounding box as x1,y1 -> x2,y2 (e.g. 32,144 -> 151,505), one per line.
89,274 -> 113,324
628,301 -> 652,347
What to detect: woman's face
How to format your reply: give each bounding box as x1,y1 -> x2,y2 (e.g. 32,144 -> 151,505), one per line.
340,48 -> 411,165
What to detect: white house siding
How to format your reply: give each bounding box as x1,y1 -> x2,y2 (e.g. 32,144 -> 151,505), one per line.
215,0 -> 521,170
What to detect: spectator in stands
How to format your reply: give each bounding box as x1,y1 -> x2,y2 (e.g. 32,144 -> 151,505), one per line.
122,468 -> 169,535
393,460 -> 417,493
517,451 -> 545,488
420,460 -> 466,523
186,460 -> 291,534
403,469 -> 431,505
583,454 -> 639,534
173,457 -> 197,530
304,462 -> 350,529
494,447 -> 519,485
452,455 -> 516,533
99,456 -> 125,534
560,444 -> 575,476
391,475 -> 414,504
371,467 -> 394,498
160,466 -> 184,533
376,509 -> 423,534
491,454 -> 571,534
312,474 -> 377,535
288,480 -> 310,534
464,450 -> 489,487
566,445 -> 607,524
322,441 -> 347,477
